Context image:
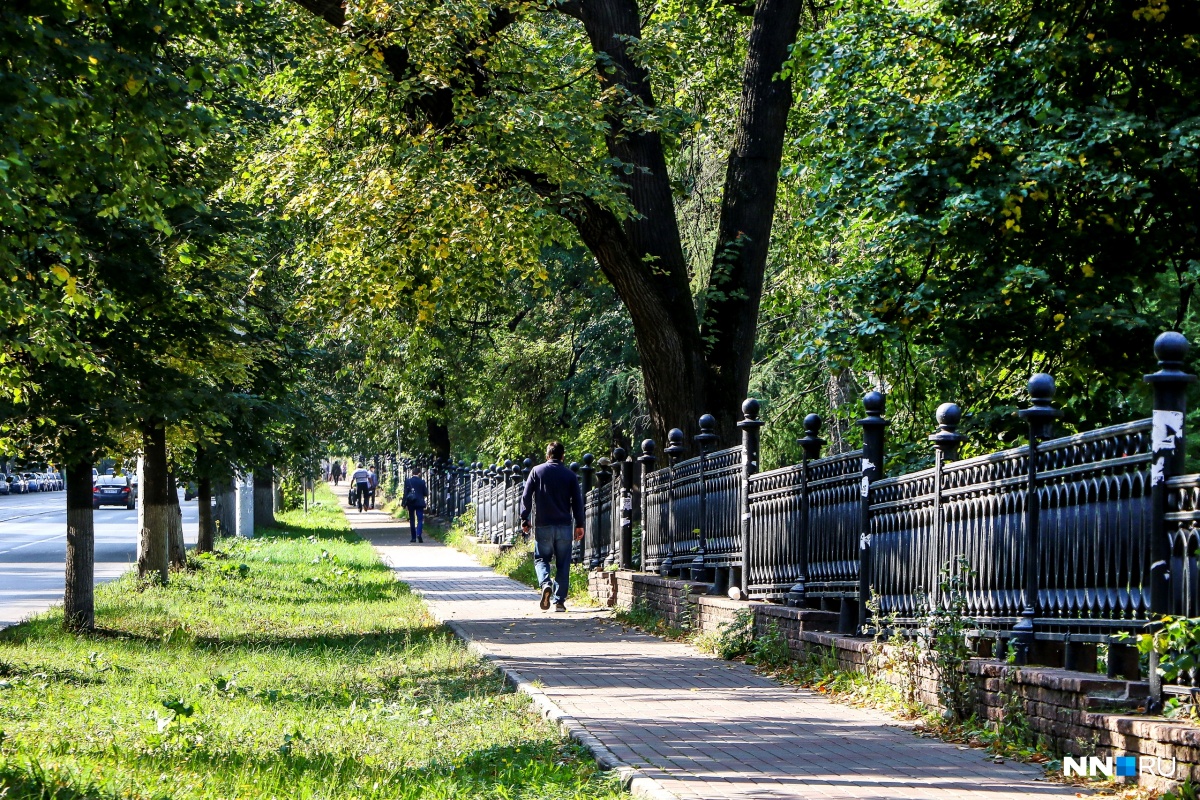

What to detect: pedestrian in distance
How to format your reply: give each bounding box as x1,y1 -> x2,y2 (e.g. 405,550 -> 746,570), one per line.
520,441 -> 584,613
349,463 -> 371,512
403,468 -> 428,542
367,465 -> 378,510
331,461 -> 342,486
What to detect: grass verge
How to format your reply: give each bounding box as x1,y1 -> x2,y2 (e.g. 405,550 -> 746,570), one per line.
0,484 -> 622,800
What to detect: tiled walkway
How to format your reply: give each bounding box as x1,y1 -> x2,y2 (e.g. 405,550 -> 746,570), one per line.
342,503 -> 1078,800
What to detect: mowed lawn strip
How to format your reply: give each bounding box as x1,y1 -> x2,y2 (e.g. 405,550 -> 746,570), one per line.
0,486 -> 623,800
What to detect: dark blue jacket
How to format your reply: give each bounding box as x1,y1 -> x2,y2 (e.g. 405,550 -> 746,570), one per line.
520,459 -> 584,528
403,476 -> 428,510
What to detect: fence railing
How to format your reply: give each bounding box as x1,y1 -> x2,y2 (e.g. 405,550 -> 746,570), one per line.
402,332 -> 1198,701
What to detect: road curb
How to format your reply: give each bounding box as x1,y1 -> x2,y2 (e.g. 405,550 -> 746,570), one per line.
364,533 -> 680,800
442,619 -> 680,800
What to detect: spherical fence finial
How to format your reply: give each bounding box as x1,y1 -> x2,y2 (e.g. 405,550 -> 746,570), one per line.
1155,331 -> 1190,366
742,398 -> 760,420
641,438 -> 656,456
523,457 -> 533,469
863,391 -> 885,416
668,428 -> 685,446
1028,373 -> 1055,405
935,402 -> 962,429
612,446 -> 627,462
582,452 -> 594,466
699,413 -> 717,432
803,413 -> 822,436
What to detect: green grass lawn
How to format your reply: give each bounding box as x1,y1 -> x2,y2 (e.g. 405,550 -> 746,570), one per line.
0,488 -> 623,800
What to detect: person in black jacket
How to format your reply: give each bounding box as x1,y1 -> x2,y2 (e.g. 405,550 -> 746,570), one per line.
520,441 -> 584,612
403,468 -> 429,542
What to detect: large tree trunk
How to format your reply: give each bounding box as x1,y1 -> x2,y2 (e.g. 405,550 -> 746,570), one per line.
197,476 -> 215,553
138,422 -> 171,584
63,460 -> 95,631
288,0 -> 806,443
167,472 -> 186,569
254,466 -> 276,529
701,0 -> 806,441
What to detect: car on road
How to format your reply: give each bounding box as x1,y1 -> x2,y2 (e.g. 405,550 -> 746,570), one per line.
93,475 -> 136,509
20,473 -> 41,492
5,474 -> 25,494
0,477 -> 8,496
48,472 -> 63,491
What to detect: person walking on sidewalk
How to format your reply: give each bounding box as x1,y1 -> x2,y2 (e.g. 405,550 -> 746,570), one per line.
520,441 -> 584,613
331,461 -> 342,486
403,468 -> 428,542
367,465 -> 378,510
349,463 -> 371,512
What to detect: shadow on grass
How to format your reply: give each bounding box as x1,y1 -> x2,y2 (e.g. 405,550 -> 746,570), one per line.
1,738 -> 612,800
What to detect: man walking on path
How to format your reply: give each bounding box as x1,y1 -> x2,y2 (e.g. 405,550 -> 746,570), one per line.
349,463 -> 371,512
367,465 -> 378,510
331,461 -> 342,486
402,468 -> 428,542
520,441 -> 584,613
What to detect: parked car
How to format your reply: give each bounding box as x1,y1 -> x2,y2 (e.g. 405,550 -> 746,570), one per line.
0,476 -> 9,496
21,473 -> 41,492
49,472 -> 63,491
93,475 -> 136,510
6,474 -> 26,493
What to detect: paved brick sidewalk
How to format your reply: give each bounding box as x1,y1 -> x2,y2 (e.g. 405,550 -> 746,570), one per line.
343,504 -> 1079,800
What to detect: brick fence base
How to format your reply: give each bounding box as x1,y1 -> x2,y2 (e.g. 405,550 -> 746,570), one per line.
594,569 -> 1200,790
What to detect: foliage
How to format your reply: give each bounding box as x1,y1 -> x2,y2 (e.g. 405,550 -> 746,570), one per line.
747,622 -> 792,673
757,0 -> 1200,469
695,608 -> 755,661
0,487 -> 622,800
919,559 -> 978,723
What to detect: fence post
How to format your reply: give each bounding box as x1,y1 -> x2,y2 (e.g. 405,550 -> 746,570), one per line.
663,429 -> 686,577
1012,374 -> 1058,666
638,439 -> 657,572
614,446 -> 634,569
857,391 -> 889,634
569,460 -> 582,563
1145,332 -> 1194,708
692,414 -> 718,584
788,414 -> 825,607
737,399 -> 764,597
929,402 -> 965,613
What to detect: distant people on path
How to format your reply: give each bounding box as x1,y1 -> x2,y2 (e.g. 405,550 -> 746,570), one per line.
520,441 -> 584,613
403,468 -> 428,543
349,463 -> 371,512
367,466 -> 378,510
331,461 -> 342,486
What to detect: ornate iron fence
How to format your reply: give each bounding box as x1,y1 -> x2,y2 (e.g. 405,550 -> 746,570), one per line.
402,332 -> 1199,698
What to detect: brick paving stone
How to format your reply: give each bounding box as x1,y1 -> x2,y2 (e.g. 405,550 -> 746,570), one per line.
344,505 -> 1083,800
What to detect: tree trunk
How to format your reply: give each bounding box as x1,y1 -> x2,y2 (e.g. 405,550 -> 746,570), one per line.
701,0 -> 806,441
254,466 -> 276,529
427,417 -> 451,462
137,422 -> 171,585
197,476 -> 214,553
64,460 -> 95,631
213,477 -> 236,538
167,472 -> 186,569
288,0 -> 807,444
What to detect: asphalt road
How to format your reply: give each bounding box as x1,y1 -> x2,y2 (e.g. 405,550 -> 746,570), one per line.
0,488 -> 198,629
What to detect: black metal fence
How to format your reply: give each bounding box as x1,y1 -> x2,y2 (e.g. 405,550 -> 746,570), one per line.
400,332 -> 1199,696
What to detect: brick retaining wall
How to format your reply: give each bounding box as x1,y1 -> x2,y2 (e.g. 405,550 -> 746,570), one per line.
595,569 -> 1200,790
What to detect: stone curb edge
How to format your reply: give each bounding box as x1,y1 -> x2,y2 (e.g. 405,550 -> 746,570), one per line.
441,618 -> 679,800
365,536 -> 679,800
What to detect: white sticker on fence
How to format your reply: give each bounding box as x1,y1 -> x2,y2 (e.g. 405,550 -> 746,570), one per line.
1152,409 -> 1184,485
861,475 -> 870,497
